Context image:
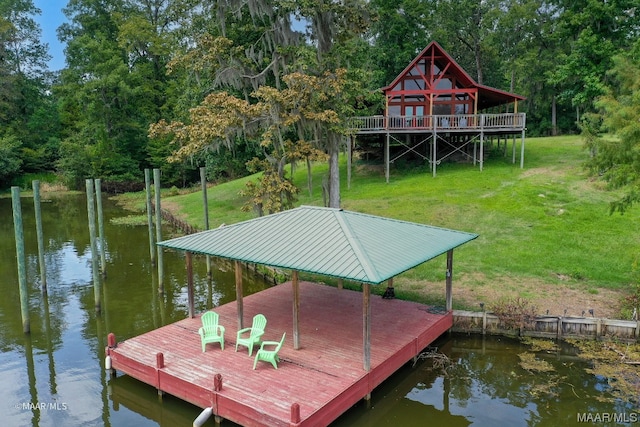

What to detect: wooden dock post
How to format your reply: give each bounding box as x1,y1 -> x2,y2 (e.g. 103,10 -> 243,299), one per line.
363,282 -> 371,373
290,403 -> 301,425
186,252 -> 195,318
153,168 -> 164,293
156,352 -> 165,397
214,373 -> 223,391
32,180 -> 47,292
107,333 -> 117,348
95,179 -> 107,276
445,250 -> 453,311
557,317 -> 563,340
144,169 -> 156,265
235,260 -> 244,330
292,271 -> 300,350
200,167 -> 212,277
482,310 -> 487,335
156,352 -> 164,368
86,179 -> 101,312
12,187 -> 30,333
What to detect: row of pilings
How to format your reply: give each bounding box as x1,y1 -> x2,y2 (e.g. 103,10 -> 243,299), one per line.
10,168 -> 183,333
11,178 -> 111,333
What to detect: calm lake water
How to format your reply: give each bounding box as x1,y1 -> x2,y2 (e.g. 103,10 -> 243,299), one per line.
0,193 -> 635,426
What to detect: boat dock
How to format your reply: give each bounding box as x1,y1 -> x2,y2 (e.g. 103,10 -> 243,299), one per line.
106,281 -> 452,426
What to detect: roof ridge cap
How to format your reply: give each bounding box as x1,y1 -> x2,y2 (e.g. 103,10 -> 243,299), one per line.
332,210 -> 382,284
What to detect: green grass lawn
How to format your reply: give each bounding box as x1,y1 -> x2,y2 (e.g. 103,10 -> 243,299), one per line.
156,135 -> 639,312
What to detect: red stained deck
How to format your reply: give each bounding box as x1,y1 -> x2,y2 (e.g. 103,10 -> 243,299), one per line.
106,281 -> 452,427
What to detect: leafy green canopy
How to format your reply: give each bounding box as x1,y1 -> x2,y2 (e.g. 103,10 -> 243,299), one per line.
584,40 -> 640,213
149,0 -> 378,211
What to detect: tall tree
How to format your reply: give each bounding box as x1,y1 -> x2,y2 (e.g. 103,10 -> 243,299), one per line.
55,0 -> 197,188
153,0 -> 374,209
56,0 -> 138,187
584,40 -> 640,213
428,0 -> 497,85
0,0 -> 58,184
548,0 -> 640,121
0,0 -> 49,76
0,14 -> 20,128
494,0 -> 571,135
369,0 -> 433,87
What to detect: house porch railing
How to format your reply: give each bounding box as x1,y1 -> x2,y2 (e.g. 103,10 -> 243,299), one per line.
348,113 -> 526,133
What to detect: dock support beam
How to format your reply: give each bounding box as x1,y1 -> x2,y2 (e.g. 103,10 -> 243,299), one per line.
235,261 -> 244,330
292,271 -> 300,350
186,252 -> 195,318
156,352 -> 165,397
363,283 -> 371,372
446,250 -> 453,312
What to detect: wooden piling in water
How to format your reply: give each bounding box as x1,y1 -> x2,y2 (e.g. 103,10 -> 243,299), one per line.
186,252 -> 195,318
32,181 -> 47,292
200,167 -> 212,277
144,169 -> 156,266
12,187 -> 30,333
153,168 -> 164,293
86,179 -> 101,312
95,179 -> 107,277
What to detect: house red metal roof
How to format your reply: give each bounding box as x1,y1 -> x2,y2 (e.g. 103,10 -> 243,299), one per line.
382,41 -> 525,111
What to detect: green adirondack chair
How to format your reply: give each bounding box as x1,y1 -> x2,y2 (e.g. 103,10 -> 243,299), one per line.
235,314 -> 267,356
198,311 -> 225,352
253,333 -> 286,369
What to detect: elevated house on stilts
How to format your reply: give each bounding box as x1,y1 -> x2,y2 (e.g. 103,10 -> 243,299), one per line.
348,41 -> 526,181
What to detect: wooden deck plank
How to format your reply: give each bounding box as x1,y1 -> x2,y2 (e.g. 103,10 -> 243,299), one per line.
107,281 -> 451,426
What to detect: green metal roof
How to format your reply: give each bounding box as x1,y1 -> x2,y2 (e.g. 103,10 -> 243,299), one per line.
157,206 -> 478,285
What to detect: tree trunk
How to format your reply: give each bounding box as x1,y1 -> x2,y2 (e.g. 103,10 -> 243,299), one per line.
328,136 -> 340,208
307,157 -> 312,196
510,69 -> 515,93
551,95 -> 557,136
474,41 -> 483,84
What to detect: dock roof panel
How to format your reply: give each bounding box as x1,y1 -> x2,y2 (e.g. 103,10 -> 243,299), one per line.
158,205 -> 478,284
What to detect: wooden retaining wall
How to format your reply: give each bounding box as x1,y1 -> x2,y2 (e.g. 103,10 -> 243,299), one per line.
452,310 -> 640,342
151,204 -> 201,235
